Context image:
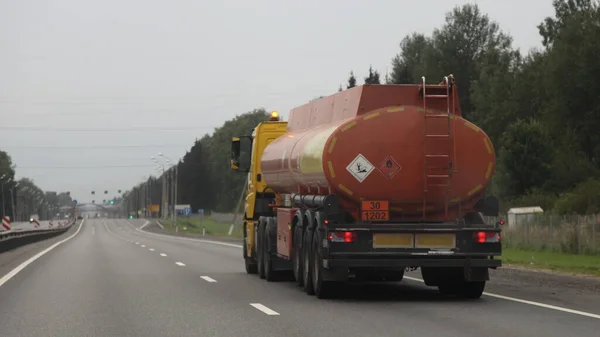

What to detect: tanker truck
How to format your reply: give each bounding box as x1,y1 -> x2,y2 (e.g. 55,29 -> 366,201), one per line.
230,75 -> 502,299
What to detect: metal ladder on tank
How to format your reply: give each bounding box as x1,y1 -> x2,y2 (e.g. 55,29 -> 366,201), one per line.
420,75 -> 456,221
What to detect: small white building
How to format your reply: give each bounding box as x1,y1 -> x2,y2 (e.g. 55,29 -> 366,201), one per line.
507,207 -> 544,229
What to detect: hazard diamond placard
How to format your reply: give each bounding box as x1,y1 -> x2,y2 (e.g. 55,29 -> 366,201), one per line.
377,156 -> 402,179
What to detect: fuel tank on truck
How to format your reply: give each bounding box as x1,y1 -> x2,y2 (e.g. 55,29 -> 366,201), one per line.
260,84 -> 496,221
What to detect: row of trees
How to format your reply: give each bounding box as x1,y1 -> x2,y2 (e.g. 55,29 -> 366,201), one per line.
340,0 -> 600,214
123,109 -> 269,214
123,0 -> 600,215
0,150 -> 73,221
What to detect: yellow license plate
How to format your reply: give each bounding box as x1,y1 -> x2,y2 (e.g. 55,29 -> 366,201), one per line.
414,234 -> 456,248
373,233 -> 414,248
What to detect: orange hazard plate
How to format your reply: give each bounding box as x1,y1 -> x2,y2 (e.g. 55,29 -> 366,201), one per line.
361,200 -> 389,221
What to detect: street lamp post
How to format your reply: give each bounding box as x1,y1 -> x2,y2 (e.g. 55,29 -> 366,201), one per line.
0,174 -> 6,217
9,182 -> 18,221
159,153 -> 178,231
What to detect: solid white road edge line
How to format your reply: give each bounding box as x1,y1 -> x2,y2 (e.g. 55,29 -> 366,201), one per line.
140,220 -> 150,230
200,276 -> 217,283
402,276 -> 600,320
250,303 -> 280,316
130,220 -> 242,248
0,219 -> 85,288
175,262 -> 186,266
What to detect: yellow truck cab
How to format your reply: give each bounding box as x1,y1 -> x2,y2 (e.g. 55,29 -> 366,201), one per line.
230,111 -> 287,273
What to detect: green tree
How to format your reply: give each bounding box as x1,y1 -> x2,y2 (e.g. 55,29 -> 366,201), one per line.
0,150 -> 16,219
364,66 -> 381,84
495,119 -> 554,198
347,71 -> 357,88
389,33 -> 434,84
538,0 -> 598,47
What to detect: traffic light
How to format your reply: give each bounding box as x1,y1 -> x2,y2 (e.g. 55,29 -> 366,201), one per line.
118,190 -> 122,193
104,190 -> 108,194
91,191 -> 95,195
103,199 -> 106,203
92,200 -> 95,204
110,200 -> 114,205
129,215 -> 133,219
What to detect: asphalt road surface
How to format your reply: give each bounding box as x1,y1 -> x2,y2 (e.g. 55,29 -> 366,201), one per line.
0,218 -> 599,337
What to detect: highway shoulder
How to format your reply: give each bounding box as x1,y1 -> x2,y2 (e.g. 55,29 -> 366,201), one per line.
138,220 -> 243,245
0,223 -> 81,281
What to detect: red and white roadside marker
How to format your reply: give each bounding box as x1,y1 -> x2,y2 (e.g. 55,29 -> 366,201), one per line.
2,216 -> 11,231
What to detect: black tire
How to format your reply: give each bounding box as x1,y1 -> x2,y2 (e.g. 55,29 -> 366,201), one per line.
311,230 -> 334,299
459,281 -> 485,299
438,283 -> 458,295
302,228 -> 315,295
382,270 -> 404,282
256,220 -> 266,279
438,281 -> 485,299
264,218 -> 278,282
292,225 -> 303,286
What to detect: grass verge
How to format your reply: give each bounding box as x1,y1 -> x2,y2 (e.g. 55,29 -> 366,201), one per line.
502,247 -> 600,277
160,217 -> 243,238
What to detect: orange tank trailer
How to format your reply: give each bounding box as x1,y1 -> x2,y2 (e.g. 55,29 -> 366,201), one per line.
234,75 -> 503,300
260,78 -> 495,223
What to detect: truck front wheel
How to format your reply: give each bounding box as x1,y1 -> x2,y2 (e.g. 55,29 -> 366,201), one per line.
243,223 -> 257,274
243,242 -> 257,274
256,220 -> 266,279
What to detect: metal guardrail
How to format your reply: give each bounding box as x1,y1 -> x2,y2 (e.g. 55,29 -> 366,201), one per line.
0,219 -> 76,251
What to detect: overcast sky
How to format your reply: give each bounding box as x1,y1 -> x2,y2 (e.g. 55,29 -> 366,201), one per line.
0,0 -> 554,203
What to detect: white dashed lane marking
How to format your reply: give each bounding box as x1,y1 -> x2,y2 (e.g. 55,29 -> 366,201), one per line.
200,276 -> 217,283
250,303 -> 280,316
175,262 -> 186,267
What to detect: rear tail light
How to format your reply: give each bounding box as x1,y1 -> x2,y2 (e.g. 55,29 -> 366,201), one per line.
328,231 -> 358,243
473,231 -> 501,243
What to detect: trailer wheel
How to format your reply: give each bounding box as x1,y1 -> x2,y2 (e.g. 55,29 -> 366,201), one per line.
256,219 -> 266,279
311,230 -> 334,299
292,225 -> 303,286
302,228 -> 315,295
438,281 -> 485,299
264,218 -> 278,282
459,281 -> 485,299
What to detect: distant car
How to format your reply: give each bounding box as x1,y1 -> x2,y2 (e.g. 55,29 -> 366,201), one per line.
77,215 -> 83,220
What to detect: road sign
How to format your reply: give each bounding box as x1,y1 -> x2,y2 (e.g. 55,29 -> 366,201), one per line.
198,209 -> 204,215
1,216 -> 11,231
73,199 -> 78,205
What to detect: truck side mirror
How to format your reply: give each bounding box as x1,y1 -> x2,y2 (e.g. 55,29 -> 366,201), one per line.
231,136 -> 252,172
231,138 -> 241,170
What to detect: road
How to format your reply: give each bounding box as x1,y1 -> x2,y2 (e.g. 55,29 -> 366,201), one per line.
0,218 -> 599,337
